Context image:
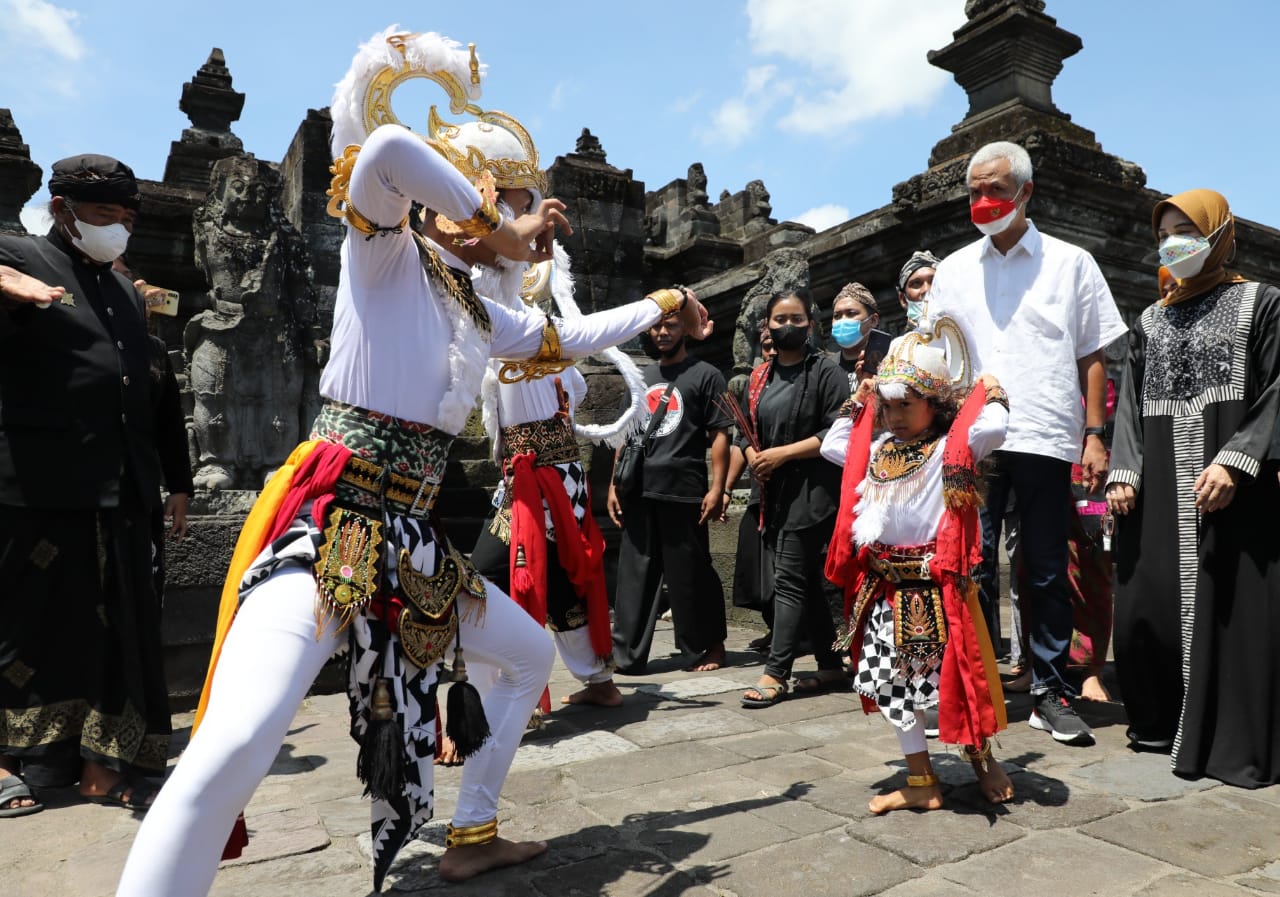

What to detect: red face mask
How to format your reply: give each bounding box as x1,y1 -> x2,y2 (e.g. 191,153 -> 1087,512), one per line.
970,195 -> 1016,225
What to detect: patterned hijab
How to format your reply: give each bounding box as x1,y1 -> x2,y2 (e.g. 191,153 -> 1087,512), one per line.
1151,189 -> 1245,306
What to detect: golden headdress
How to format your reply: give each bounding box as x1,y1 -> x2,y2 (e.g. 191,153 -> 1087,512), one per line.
876,315 -> 972,401
328,26 -> 546,232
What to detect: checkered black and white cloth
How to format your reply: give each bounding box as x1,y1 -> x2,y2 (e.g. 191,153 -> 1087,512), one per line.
855,597 -> 940,731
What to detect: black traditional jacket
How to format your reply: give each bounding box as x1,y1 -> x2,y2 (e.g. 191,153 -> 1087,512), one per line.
0,228 -> 161,509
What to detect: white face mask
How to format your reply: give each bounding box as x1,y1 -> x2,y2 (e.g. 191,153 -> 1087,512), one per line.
67,212 -> 131,264
1158,220 -> 1229,280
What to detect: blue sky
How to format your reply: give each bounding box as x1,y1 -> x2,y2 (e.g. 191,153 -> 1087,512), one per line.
6,0 -> 1279,237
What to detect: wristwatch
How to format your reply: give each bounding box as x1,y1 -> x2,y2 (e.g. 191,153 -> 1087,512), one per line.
1084,426 -> 1106,438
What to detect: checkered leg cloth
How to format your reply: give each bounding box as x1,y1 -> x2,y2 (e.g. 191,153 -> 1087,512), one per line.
855,597 -> 940,731
543,460 -> 589,541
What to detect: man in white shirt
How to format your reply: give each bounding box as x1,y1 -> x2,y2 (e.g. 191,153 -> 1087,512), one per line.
927,141 -> 1126,747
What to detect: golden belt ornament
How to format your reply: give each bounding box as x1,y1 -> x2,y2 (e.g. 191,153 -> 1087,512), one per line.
314,506 -> 385,630
497,317 -> 572,384
396,546 -> 487,670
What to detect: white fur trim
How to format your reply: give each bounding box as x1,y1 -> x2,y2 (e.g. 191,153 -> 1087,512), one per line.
544,244 -> 645,447
422,238 -> 491,433
330,27 -> 484,158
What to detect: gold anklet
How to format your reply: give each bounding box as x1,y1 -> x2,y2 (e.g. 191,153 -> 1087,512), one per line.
445,818 -> 498,848
964,740 -> 993,772
906,773 -> 939,788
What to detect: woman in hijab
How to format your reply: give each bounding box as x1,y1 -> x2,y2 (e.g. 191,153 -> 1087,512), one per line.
1106,189 -> 1280,787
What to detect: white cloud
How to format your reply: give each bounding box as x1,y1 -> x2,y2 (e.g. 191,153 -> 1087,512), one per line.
738,0 -> 966,135
20,203 -> 52,234
700,64 -> 795,149
549,79 -> 572,111
667,90 -> 704,115
1,0 -> 85,62
791,203 -> 849,232
700,97 -> 756,149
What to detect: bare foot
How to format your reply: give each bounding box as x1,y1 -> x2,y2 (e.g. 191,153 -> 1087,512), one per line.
438,836 -> 547,882
78,763 -> 156,808
868,782 -> 944,815
685,643 -> 726,672
969,755 -> 1015,804
1079,673 -> 1112,702
0,768 -> 37,811
435,735 -> 463,767
0,266 -> 64,306
560,680 -> 623,707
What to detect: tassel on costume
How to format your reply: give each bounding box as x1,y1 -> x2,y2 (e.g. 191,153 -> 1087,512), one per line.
444,632 -> 491,759
221,813 -> 249,860
356,677 -> 405,802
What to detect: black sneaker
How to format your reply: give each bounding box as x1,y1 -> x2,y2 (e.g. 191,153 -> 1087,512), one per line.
922,706 -> 940,738
1030,690 -> 1095,745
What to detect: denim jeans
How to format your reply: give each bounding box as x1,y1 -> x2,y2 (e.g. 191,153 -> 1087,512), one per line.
978,451 -> 1075,696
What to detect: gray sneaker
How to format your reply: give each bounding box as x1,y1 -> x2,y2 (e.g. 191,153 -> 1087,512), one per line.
1030,689 -> 1095,745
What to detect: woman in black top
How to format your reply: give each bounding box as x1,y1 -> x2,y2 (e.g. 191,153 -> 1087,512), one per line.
740,289 -> 849,707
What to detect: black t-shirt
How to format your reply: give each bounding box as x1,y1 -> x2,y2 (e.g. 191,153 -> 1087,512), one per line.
836,353 -> 859,393
634,355 -> 731,502
744,352 -> 846,531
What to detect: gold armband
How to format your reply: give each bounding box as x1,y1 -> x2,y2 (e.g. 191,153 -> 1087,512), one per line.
443,197 -> 502,239
436,169 -> 502,241
647,288 -> 686,316
497,317 -> 573,384
984,384 -> 1010,410
445,818 -> 498,848
326,145 -> 409,237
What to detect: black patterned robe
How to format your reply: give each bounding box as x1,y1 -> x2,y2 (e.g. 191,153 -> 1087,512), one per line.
1109,281 -> 1280,788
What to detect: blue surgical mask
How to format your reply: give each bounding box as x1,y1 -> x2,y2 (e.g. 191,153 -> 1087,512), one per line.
906,300 -> 925,327
831,318 -> 864,348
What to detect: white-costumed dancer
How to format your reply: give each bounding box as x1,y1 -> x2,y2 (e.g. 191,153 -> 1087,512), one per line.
116,27 -> 710,896
467,239 -> 648,717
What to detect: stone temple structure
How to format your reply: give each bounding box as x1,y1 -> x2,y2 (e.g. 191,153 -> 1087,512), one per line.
4,0 -> 1280,699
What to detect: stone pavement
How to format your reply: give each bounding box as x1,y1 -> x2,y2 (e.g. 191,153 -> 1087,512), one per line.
9,618 -> 1280,897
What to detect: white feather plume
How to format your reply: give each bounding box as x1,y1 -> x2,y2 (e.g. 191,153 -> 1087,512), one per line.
330,26 -> 484,158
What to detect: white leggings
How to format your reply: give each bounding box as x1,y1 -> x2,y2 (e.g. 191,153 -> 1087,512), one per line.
116,566 -> 554,897
894,710 -> 929,756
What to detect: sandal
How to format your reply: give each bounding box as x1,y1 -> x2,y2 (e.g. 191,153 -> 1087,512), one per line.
84,777 -> 157,811
0,772 -> 43,818
741,680 -> 788,709
793,672 -> 851,696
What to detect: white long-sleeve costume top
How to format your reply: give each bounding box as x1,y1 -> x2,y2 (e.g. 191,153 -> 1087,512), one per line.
819,402 -> 1009,548
494,365 -> 589,431
319,125 -> 665,432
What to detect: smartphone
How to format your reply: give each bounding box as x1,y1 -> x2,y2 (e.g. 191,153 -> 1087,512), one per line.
861,329 -> 893,375
138,283 -> 180,317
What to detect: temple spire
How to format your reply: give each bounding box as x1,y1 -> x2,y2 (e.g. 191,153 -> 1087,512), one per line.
0,109 -> 41,235
928,0 -> 1081,123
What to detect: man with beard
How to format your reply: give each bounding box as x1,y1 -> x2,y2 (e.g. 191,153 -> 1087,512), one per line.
608,311 -> 731,675
0,155 -> 168,817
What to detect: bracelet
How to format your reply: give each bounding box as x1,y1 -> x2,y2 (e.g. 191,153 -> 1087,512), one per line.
983,384 -> 1009,410
1084,426 -> 1106,438
647,288 -> 685,316
445,818 -> 498,848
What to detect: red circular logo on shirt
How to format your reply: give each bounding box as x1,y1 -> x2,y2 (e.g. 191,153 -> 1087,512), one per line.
643,383 -> 684,438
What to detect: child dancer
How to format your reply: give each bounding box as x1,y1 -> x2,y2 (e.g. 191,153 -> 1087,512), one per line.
822,331 -> 1014,813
